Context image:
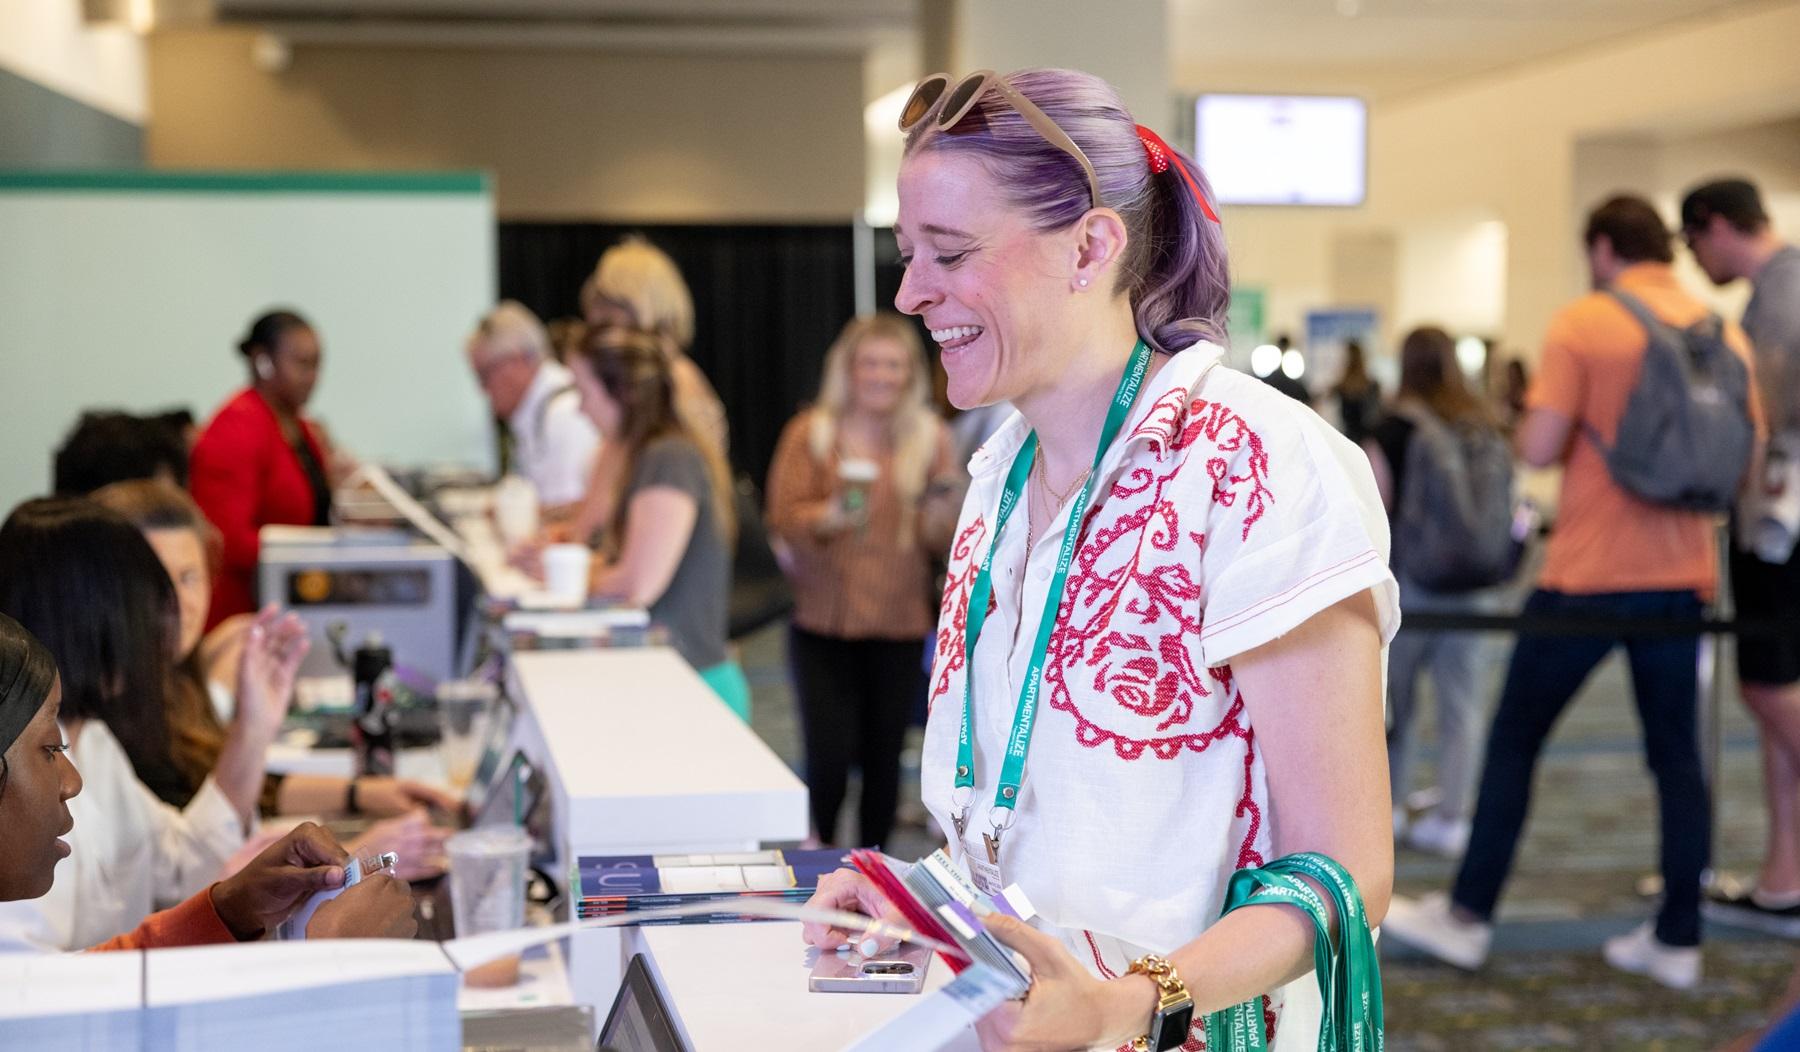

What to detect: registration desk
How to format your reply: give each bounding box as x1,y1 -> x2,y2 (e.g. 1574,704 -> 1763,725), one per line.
632,922 -> 980,1052
504,647 -> 812,1032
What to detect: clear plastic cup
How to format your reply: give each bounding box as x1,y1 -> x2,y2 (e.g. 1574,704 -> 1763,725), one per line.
447,827 -> 532,987
435,680 -> 495,791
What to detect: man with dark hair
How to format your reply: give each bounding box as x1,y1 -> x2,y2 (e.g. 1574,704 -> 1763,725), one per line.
1386,194 -> 1760,990
51,411 -> 190,496
1680,178 -> 1800,934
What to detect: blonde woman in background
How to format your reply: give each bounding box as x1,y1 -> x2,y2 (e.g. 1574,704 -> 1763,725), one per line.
766,314 -> 962,848
566,238 -> 729,545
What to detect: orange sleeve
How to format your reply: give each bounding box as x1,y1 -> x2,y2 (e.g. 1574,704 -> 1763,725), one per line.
86,886 -> 238,952
1528,305 -> 1587,420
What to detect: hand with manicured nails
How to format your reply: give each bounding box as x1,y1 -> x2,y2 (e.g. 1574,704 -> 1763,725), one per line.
973,913 -> 1160,1052
799,868 -> 905,954
307,873 -> 418,940
208,822 -> 350,941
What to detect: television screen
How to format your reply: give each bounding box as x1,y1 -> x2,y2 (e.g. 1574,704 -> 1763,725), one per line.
1194,94 -> 1367,207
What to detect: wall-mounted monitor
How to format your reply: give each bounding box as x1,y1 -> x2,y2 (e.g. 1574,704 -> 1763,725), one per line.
1194,94 -> 1367,207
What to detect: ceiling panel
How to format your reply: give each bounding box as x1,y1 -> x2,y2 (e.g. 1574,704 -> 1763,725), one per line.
1169,0 -> 1771,97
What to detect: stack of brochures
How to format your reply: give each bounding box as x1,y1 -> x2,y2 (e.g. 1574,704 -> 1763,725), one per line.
0,940 -> 461,1052
850,848 -> 1031,996
576,848 -> 853,924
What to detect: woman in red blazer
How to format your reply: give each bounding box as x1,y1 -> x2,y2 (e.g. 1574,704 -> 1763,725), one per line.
190,311 -> 335,629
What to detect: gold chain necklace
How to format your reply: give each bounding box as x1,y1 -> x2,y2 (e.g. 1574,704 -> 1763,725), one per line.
1022,451 -> 1090,567
1033,449 -> 1091,506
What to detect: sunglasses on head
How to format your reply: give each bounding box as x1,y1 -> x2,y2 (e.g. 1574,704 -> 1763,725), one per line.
899,70 -> 1103,211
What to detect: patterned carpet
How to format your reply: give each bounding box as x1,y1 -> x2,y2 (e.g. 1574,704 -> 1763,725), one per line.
738,622 -> 1800,1050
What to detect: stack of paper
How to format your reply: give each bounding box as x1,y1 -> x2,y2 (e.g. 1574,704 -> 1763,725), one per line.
576,848 -> 852,924
142,939 -> 460,1052
0,950 -> 144,1051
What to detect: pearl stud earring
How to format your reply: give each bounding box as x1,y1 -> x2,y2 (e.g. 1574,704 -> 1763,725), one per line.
1078,278 -> 1089,287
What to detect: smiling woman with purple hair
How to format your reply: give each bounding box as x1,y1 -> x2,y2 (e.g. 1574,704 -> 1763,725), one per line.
801,68 -> 1398,1051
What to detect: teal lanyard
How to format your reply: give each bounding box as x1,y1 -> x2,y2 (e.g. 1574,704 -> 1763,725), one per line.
953,340 -> 1153,854
1204,853 -> 1385,1052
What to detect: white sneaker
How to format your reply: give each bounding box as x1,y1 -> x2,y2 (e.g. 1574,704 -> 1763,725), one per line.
1382,892 -> 1491,970
1603,922 -> 1701,990
1405,787 -> 1444,814
1407,814 -> 1472,859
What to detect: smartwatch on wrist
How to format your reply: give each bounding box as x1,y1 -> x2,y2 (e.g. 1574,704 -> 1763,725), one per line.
1127,954 -> 1195,1052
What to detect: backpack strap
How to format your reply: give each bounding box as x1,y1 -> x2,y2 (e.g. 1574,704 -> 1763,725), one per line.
1579,289 -> 1673,454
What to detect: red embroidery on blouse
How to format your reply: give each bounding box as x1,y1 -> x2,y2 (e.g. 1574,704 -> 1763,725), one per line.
1084,930 -> 1117,979
1179,396 -> 1274,541
927,515 -> 987,717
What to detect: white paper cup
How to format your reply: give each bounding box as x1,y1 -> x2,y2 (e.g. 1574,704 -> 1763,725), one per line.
541,543 -> 592,606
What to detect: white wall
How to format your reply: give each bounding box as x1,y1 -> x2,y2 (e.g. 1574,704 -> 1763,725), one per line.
0,0 -> 146,123
0,175 -> 497,512
1194,1 -> 1800,362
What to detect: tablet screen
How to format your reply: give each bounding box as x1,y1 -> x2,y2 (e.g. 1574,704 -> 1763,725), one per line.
598,954 -> 689,1052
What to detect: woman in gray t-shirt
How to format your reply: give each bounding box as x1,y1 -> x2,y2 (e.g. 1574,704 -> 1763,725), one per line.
568,327 -> 748,719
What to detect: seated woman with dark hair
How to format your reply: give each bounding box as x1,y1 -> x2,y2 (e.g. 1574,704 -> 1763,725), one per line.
0,498 -> 305,950
52,410 -> 190,495
0,612 -> 415,950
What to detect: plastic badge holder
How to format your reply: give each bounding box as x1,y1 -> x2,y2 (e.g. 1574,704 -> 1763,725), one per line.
278,851 -> 399,940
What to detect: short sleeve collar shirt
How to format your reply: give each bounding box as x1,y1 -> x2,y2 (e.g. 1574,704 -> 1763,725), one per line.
920,343 -> 1398,1047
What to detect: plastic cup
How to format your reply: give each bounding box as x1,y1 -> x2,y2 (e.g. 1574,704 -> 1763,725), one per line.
447,827 -> 532,987
435,680 -> 495,791
541,544 -> 592,607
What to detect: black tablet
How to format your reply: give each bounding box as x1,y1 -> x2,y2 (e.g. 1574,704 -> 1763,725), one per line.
597,953 -> 689,1052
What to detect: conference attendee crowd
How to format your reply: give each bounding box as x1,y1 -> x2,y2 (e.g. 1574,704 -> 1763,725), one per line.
8,70 -> 1800,1046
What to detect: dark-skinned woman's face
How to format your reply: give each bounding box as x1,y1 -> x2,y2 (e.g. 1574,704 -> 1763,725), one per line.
0,678 -> 83,903
262,326 -> 322,411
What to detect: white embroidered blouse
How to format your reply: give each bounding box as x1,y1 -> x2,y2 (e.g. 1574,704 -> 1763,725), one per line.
920,343 -> 1399,1050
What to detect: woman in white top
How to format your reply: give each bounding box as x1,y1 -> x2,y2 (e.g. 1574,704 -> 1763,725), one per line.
0,498 -> 303,950
804,69 -> 1398,1051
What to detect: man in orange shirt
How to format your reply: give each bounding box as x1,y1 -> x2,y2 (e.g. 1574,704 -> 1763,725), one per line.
1386,196 -> 1759,990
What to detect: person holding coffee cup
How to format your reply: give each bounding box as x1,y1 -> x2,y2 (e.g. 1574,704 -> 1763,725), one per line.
765,313 -> 961,848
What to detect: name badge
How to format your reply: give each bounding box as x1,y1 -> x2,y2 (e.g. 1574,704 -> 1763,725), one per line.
962,834 -> 1005,896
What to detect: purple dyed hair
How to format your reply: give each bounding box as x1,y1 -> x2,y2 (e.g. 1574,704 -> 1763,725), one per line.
903,68 -> 1231,354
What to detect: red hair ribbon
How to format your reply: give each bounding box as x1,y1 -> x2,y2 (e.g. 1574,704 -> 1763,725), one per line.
1136,124 -> 1220,224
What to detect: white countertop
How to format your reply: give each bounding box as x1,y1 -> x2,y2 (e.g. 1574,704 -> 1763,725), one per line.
637,921 -> 980,1052
512,647 -> 808,855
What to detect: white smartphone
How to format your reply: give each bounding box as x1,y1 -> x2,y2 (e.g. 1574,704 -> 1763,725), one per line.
808,944 -> 932,994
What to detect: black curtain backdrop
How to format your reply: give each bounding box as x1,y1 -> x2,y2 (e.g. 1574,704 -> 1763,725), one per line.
497,222 -> 859,486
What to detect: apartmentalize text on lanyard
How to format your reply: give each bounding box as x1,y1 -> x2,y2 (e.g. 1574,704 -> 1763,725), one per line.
952,339 -> 1153,865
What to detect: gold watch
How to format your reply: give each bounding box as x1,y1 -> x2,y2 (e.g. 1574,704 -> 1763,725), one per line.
1127,954 -> 1195,1052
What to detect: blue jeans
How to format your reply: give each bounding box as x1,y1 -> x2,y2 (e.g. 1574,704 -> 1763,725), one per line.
1451,589 -> 1709,946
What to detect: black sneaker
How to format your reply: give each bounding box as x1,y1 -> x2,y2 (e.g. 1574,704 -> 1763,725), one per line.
1703,887 -> 1800,938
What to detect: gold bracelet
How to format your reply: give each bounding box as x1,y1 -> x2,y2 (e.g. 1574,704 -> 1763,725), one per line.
1127,954 -> 1195,1052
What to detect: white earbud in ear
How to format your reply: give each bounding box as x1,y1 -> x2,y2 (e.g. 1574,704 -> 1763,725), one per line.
255,355 -> 274,381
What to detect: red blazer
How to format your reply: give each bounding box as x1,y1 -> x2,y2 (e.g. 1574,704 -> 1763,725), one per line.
87,886 -> 237,951
190,389 -> 329,629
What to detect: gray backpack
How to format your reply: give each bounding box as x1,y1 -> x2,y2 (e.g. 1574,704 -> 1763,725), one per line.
1587,290 -> 1754,511
1394,406 -> 1520,591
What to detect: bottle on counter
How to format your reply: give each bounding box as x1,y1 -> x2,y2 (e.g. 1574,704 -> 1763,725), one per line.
351,631 -> 399,778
